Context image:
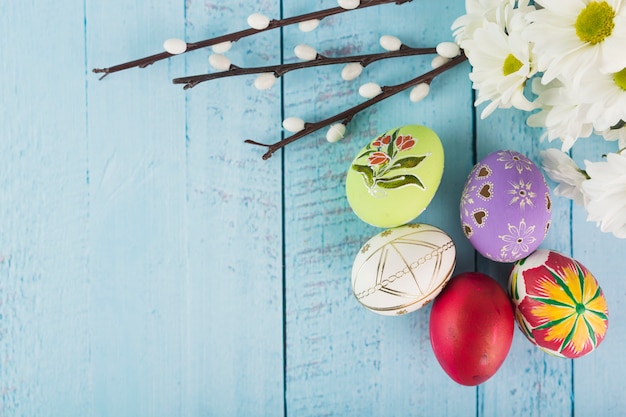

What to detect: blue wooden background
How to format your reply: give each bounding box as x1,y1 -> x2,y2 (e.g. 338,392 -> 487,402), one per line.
1,0 -> 625,415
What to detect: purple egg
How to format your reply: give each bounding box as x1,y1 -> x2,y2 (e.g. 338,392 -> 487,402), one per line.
460,150 -> 552,263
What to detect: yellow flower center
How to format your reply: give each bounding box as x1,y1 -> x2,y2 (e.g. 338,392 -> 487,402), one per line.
576,303 -> 586,315
503,54 -> 523,76
575,1 -> 615,45
614,68 -> 626,91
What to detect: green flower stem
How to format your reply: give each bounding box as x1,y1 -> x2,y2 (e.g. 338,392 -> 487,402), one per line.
246,53 -> 467,159
92,0 -> 413,79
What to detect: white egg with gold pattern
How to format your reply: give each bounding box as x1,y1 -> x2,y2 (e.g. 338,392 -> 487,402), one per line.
352,224 -> 456,316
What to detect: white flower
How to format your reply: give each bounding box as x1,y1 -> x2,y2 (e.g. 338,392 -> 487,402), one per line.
464,21 -> 536,119
524,0 -> 626,86
596,124 -> 626,148
451,0 -> 515,48
498,218 -> 537,258
541,148 -> 588,206
579,67 -> 626,131
582,152 -> 626,238
527,78 -> 594,151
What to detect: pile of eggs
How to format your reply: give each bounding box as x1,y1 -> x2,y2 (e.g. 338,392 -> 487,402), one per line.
346,125 -> 609,386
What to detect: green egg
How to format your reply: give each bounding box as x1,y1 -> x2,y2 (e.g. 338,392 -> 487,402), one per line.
346,125 -> 444,228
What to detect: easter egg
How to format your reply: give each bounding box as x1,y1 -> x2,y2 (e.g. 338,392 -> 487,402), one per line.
430,272 -> 514,386
460,150 -> 552,262
351,223 -> 456,315
346,125 -> 444,228
509,250 -> 609,358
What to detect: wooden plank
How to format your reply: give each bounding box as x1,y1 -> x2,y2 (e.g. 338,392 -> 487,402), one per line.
282,1 -> 476,414
475,108 -> 573,415
86,2 -> 190,415
0,1 -> 91,415
570,138 -> 626,416
182,1 -> 285,415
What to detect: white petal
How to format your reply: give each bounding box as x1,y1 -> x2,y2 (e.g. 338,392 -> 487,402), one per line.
208,54 -> 231,71
211,41 -> 233,54
294,44 -> 318,61
338,0 -> 360,9
409,83 -> 430,102
254,73 -> 277,90
436,42 -> 460,58
247,13 -> 270,30
282,117 -> 306,133
326,123 -> 346,143
359,82 -> 382,98
298,19 -> 320,32
341,63 -> 363,81
163,38 -> 187,55
379,35 -> 402,51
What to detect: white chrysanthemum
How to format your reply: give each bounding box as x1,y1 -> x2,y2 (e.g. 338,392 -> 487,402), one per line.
596,124 -> 626,148
527,79 -> 594,151
582,152 -> 626,238
452,0 -> 514,47
464,21 -> 536,119
524,0 -> 626,86
540,148 -> 588,206
579,67 -> 626,131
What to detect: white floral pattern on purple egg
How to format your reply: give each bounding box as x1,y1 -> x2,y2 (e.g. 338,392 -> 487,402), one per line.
460,150 -> 552,263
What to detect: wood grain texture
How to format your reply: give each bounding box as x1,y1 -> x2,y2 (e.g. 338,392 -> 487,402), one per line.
475,108 -> 573,416
181,1 -> 284,415
0,1 -> 90,415
87,1 -> 190,415
282,1 -> 475,415
1,0 -> 625,416
570,138 -> 626,417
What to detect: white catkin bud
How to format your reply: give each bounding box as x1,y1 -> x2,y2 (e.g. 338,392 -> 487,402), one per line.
163,38 -> 187,55
436,42 -> 460,58
431,55 -> 451,69
247,13 -> 270,30
326,124 -> 346,143
212,41 -> 233,54
341,63 -> 363,81
294,44 -> 318,61
409,83 -> 430,103
298,19 -> 320,32
208,54 -> 231,71
359,82 -> 382,98
282,117 -> 306,133
338,0 -> 360,10
254,73 -> 277,90
379,35 -> 402,51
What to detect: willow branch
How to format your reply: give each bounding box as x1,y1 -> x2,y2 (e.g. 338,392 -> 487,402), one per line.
173,45 -> 437,89
92,0 -> 414,79
245,53 -> 467,160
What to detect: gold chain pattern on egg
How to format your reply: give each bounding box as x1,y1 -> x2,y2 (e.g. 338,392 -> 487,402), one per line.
355,240 -> 455,300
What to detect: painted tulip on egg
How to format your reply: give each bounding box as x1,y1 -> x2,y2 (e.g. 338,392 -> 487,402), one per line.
429,272 -> 514,386
346,125 -> 444,228
509,250 -> 609,358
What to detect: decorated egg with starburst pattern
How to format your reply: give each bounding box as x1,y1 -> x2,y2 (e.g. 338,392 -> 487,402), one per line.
509,250 -> 608,358
460,150 -> 552,262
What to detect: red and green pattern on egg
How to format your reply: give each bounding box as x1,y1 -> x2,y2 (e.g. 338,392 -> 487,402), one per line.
509,250 -> 609,358
460,150 -> 552,262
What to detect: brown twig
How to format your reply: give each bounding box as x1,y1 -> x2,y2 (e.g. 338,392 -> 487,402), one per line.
245,53 -> 467,160
173,45 -> 437,89
92,0 -> 414,79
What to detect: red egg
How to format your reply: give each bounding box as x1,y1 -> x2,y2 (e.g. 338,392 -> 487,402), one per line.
429,272 -> 514,386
